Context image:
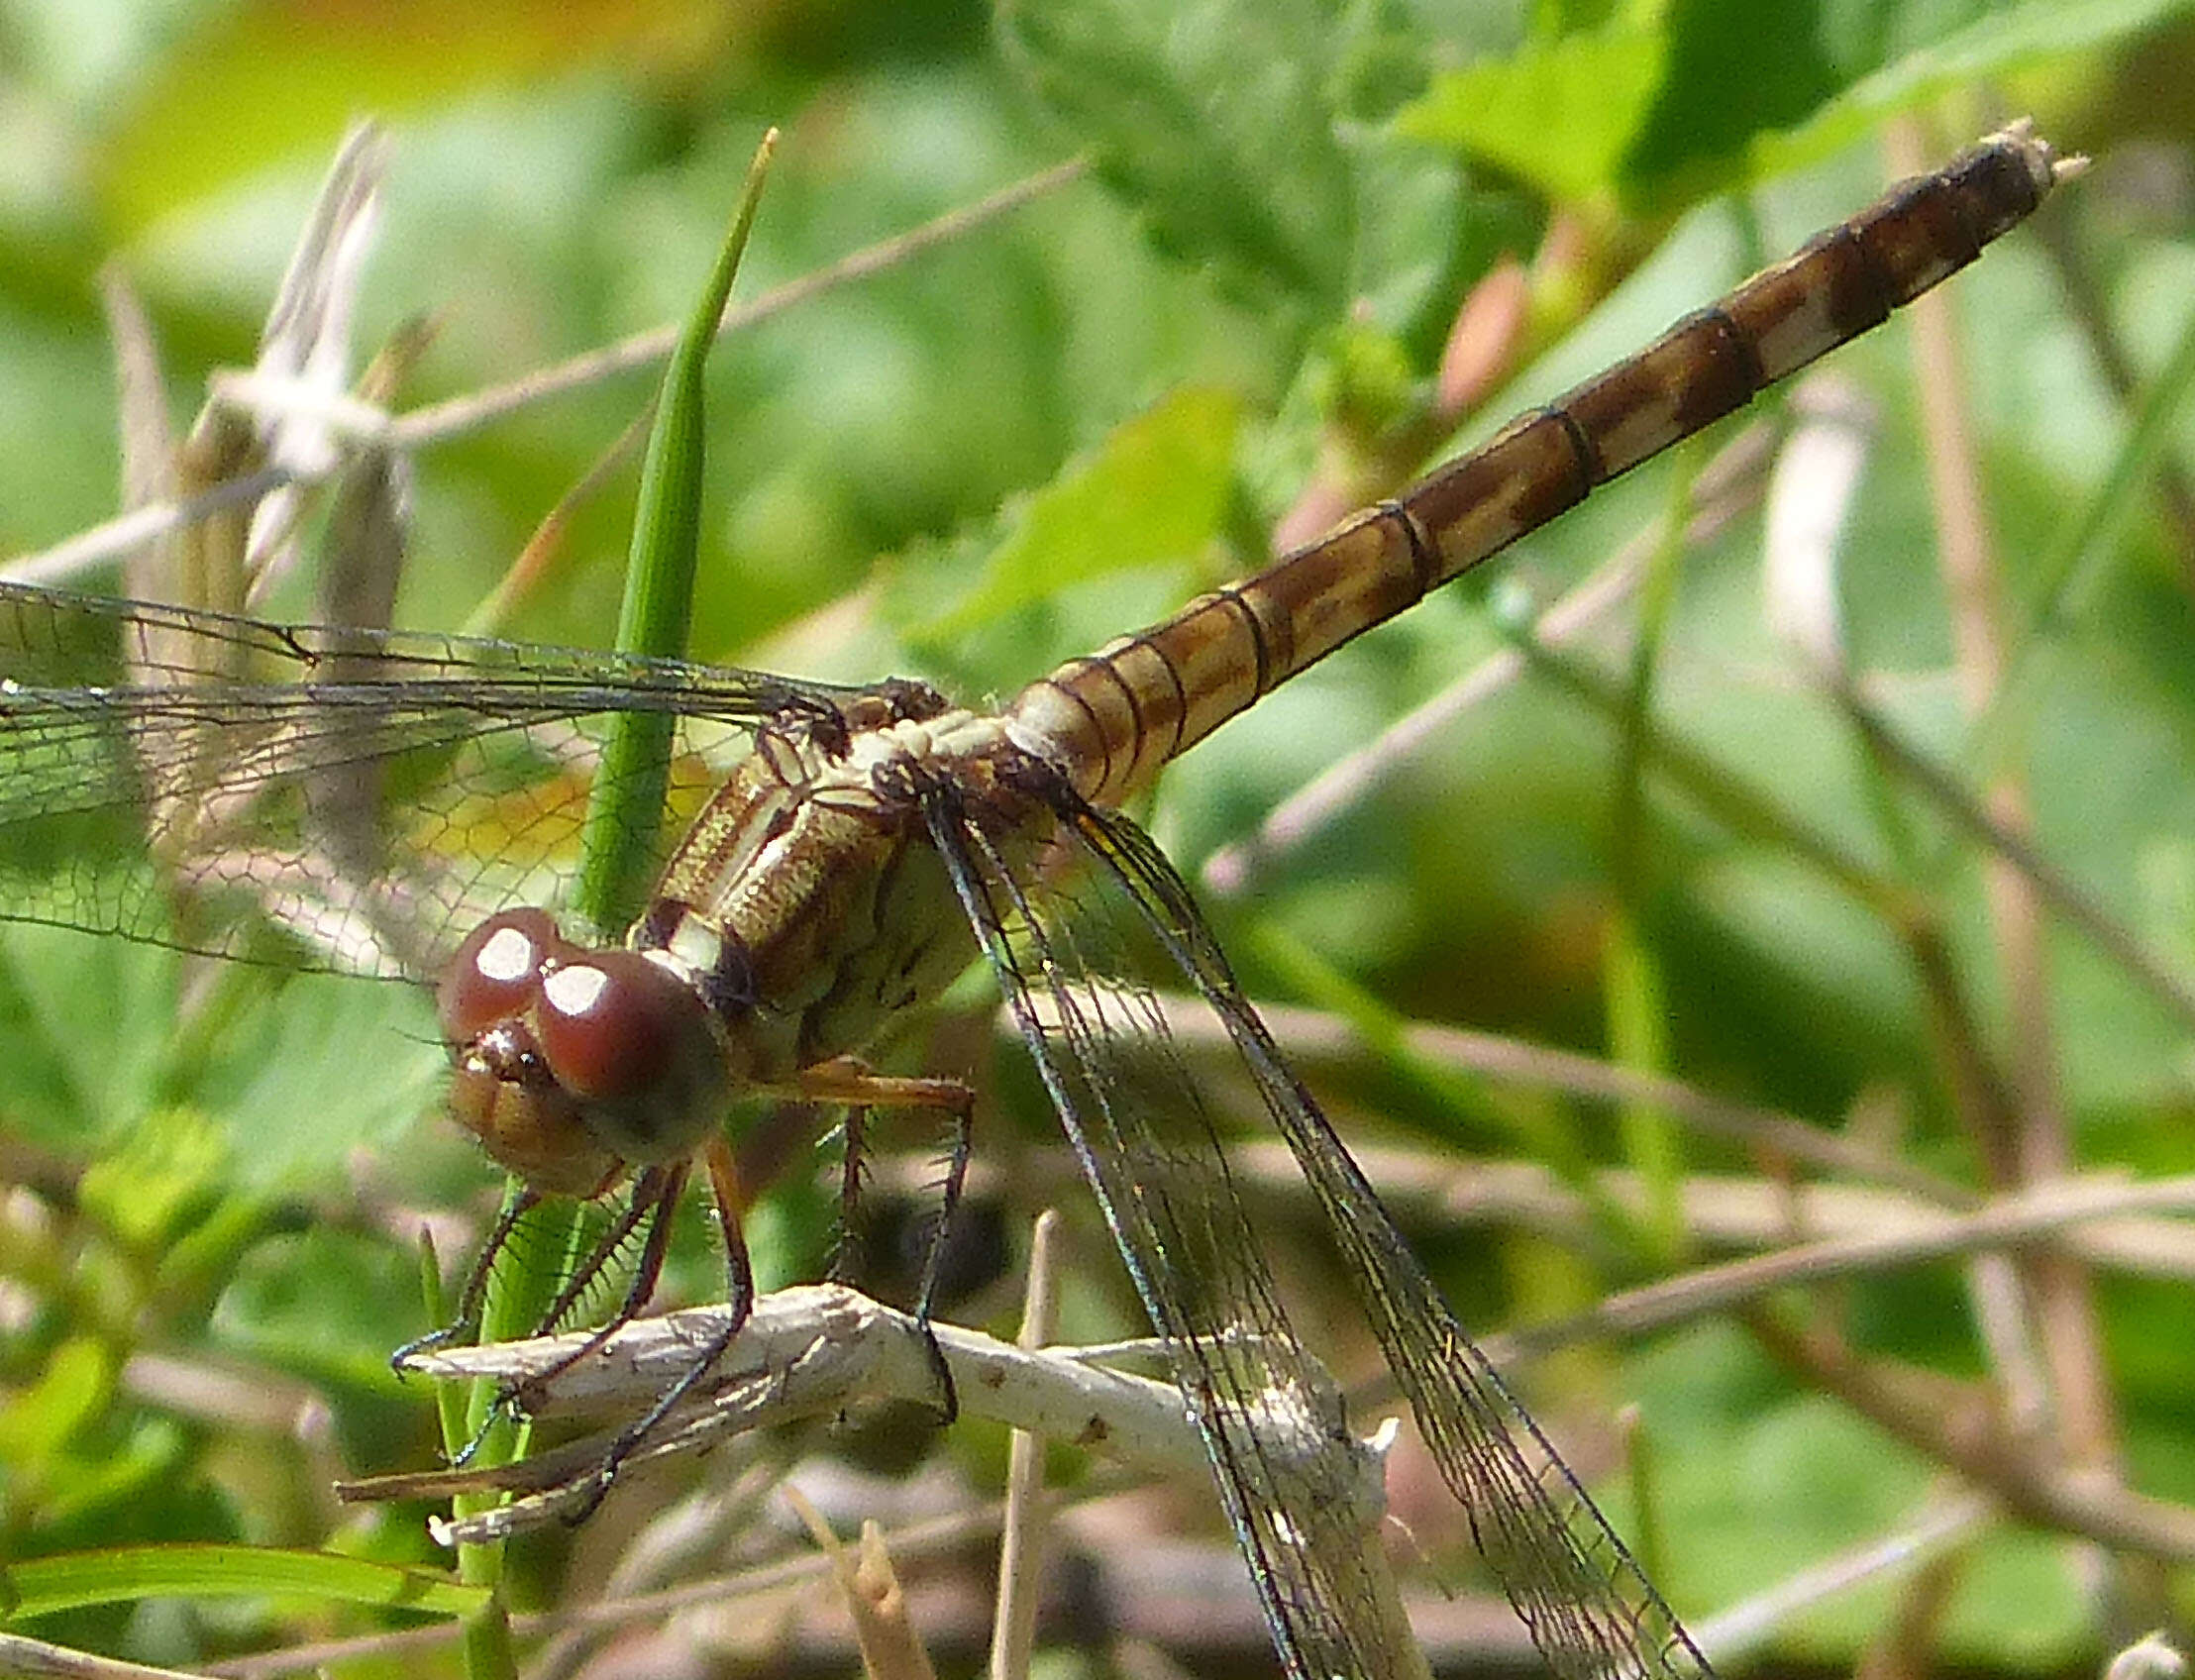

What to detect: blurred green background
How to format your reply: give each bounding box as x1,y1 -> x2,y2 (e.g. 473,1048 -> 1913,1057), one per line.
5,0 -> 2195,1675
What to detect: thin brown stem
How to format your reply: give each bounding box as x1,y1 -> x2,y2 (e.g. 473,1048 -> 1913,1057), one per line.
1747,1306 -> 2195,1559
1889,115 -> 2122,1489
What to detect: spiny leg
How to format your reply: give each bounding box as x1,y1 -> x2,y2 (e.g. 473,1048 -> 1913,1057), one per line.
572,1134 -> 759,1515
795,1060 -> 974,1423
397,1181 -> 630,1471
529,1171 -> 667,1340
446,1169 -> 679,1470
390,1184 -> 544,1372
909,1094 -> 975,1359
565,1067 -> 972,1508
514,1162 -> 687,1418
827,1104 -> 870,1288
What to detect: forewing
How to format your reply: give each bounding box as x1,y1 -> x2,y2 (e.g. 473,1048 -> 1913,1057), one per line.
0,581 -> 862,979
1069,796 -> 1717,1680
920,777 -> 1416,1680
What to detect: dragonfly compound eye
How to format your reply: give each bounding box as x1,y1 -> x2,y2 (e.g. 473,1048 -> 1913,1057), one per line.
439,907 -> 571,1041
532,950 -> 731,1165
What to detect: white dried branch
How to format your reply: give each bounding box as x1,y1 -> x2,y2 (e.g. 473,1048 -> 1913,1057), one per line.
4,158 -> 1082,589
242,120 -> 389,595
1475,1172 -> 2195,1364
2104,1631 -> 2188,1680
384,1284 -> 1385,1549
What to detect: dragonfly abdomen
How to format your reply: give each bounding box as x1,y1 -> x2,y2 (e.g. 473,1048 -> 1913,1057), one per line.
1006,122 -> 2067,808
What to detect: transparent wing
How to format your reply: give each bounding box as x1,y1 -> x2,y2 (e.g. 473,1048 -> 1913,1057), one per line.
920,773 -> 1414,1680
0,580 -> 882,979
1063,792 -> 1717,1680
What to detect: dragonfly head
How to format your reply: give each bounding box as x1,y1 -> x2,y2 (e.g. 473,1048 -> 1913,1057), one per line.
439,907 -> 733,1194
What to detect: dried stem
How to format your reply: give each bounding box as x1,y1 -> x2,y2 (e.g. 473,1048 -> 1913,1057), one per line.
1889,112 -> 2123,1497
4,159 -> 1086,587
1747,1307 -> 2195,1559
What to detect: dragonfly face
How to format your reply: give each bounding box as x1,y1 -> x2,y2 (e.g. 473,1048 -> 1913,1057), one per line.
438,904 -> 732,1194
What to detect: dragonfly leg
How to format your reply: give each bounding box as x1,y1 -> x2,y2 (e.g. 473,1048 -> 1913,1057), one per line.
825,1103 -> 870,1288
525,1170 -> 668,1342
403,1173 -> 647,1472
390,1184 -> 545,1374
792,1060 -> 974,1425
565,1134 -> 761,1519
701,1133 -> 759,1329
909,1091 -> 974,1425
510,1162 -> 687,1419
460,1170 -> 673,1451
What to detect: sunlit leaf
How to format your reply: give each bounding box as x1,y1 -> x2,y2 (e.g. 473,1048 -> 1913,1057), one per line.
0,1338 -> 113,1469
917,384 -> 1241,639
1396,20 -> 1669,204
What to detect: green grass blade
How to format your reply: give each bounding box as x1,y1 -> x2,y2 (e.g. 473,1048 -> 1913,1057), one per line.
1,1544 -> 486,1620
574,128 -> 779,935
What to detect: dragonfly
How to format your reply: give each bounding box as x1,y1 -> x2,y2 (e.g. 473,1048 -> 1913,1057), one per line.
0,124 -> 2068,1680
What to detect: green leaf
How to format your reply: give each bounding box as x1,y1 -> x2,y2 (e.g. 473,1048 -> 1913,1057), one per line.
76,1107 -> 229,1250
0,925 -> 435,1198
214,1229 -> 425,1395
1616,0 -> 1857,194
24,1419 -> 188,1530
917,384 -> 1240,638
995,0 -> 1359,310
0,1543 -> 486,1621
204,974 -> 443,1194
1395,20 -> 1669,204
0,924 -> 175,1155
0,1338 -> 114,1470
1402,0 -> 2194,214
575,132 -> 775,936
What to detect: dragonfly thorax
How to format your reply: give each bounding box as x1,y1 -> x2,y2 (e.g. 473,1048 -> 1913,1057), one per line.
639,705 -> 1050,1076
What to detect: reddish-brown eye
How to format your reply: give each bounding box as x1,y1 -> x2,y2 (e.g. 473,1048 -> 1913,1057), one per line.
439,907 -> 566,1041
535,952 -> 696,1100
532,951 -> 728,1161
